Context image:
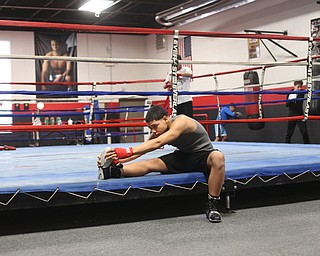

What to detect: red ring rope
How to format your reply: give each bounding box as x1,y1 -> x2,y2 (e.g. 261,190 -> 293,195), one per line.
1,116 -> 320,132
0,19 -> 317,41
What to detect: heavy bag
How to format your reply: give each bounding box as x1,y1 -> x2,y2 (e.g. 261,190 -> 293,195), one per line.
244,71 -> 265,130
309,59 -> 320,115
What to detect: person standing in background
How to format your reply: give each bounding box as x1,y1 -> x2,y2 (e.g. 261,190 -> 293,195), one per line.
285,80 -> 310,144
164,54 -> 193,118
214,104 -> 242,142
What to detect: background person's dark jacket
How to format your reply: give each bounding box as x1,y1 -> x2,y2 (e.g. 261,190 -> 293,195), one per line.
286,89 -> 305,116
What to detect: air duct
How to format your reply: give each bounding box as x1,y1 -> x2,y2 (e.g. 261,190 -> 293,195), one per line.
155,0 -> 255,27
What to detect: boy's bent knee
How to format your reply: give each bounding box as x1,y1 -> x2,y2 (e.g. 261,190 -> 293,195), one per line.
208,150 -> 225,167
212,150 -> 225,161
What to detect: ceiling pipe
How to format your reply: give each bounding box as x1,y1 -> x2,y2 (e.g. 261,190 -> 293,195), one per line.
155,0 -> 218,27
155,0 -> 255,27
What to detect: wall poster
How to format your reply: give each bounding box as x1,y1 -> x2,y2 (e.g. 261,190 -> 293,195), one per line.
34,32 -> 77,98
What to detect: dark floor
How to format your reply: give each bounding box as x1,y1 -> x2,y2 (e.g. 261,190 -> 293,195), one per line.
1,182 -> 320,256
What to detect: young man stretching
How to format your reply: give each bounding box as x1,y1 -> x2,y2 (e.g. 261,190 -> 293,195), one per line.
98,106 -> 225,223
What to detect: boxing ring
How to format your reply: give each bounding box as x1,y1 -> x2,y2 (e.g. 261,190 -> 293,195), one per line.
1,20 -> 320,212
1,142 -> 320,211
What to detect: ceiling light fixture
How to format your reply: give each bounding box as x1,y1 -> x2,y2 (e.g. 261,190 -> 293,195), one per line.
79,0 -> 120,17
155,0 -> 256,27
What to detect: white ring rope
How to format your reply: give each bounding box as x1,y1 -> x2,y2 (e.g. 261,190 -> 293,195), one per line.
0,97 -> 119,103
0,54 -> 312,66
2,74 -> 319,95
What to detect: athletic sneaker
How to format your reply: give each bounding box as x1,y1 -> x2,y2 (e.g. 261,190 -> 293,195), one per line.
97,147 -> 123,180
98,162 -> 123,180
206,198 -> 222,223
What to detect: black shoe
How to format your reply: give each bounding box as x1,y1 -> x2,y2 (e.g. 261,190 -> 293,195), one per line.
97,147 -> 123,180
98,163 -> 123,180
206,198 -> 222,223
98,147 -> 112,179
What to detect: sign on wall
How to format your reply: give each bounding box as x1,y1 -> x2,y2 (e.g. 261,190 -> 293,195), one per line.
248,38 -> 260,59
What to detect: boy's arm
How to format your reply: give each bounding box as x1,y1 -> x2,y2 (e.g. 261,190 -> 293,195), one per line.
110,117 -> 189,160
117,133 -> 157,163
177,67 -> 193,77
225,108 -> 236,117
164,71 -> 172,88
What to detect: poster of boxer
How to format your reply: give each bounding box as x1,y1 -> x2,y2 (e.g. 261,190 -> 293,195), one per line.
34,32 -> 77,98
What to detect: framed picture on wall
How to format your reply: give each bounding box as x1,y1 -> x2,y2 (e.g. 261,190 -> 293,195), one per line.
34,32 -> 77,98
248,38 -> 260,59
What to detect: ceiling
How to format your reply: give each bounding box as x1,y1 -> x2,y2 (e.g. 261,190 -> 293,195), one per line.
0,0 -> 190,29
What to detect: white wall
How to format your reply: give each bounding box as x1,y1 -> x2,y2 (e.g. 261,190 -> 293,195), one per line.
163,0 -> 320,91
0,31 -> 152,102
77,33 -> 150,103
0,31 -> 35,100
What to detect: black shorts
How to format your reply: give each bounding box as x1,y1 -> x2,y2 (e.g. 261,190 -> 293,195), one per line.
177,101 -> 193,118
159,149 -> 217,179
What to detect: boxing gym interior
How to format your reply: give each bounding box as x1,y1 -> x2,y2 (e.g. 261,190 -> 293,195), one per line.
0,0 -> 319,255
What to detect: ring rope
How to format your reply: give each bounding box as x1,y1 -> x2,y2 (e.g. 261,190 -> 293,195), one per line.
0,54 -> 311,66
2,89 -> 320,97
1,74 -> 315,89
0,19 -> 319,42
211,55 -> 320,77
1,74 -> 318,103
4,96 -> 320,120
1,55 -> 319,90
2,116 -> 320,132
0,79 -> 165,86
0,73 -> 316,102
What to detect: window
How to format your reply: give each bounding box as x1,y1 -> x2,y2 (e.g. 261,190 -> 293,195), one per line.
0,41 -> 12,133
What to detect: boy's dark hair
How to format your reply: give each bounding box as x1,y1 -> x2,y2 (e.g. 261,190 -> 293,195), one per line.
229,103 -> 237,109
145,106 -> 168,122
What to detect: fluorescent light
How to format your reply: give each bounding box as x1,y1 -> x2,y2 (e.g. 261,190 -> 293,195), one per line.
79,0 -> 119,17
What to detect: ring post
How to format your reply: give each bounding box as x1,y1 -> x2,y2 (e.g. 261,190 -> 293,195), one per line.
258,66 -> 266,119
304,37 -> 313,121
171,30 -> 179,117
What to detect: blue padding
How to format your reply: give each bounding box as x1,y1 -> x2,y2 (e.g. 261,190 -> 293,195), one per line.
95,172 -> 206,191
1,142 -> 320,194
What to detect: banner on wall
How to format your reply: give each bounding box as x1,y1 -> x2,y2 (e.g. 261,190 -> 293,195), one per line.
34,32 -> 77,98
178,36 -> 193,70
248,38 -> 260,59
